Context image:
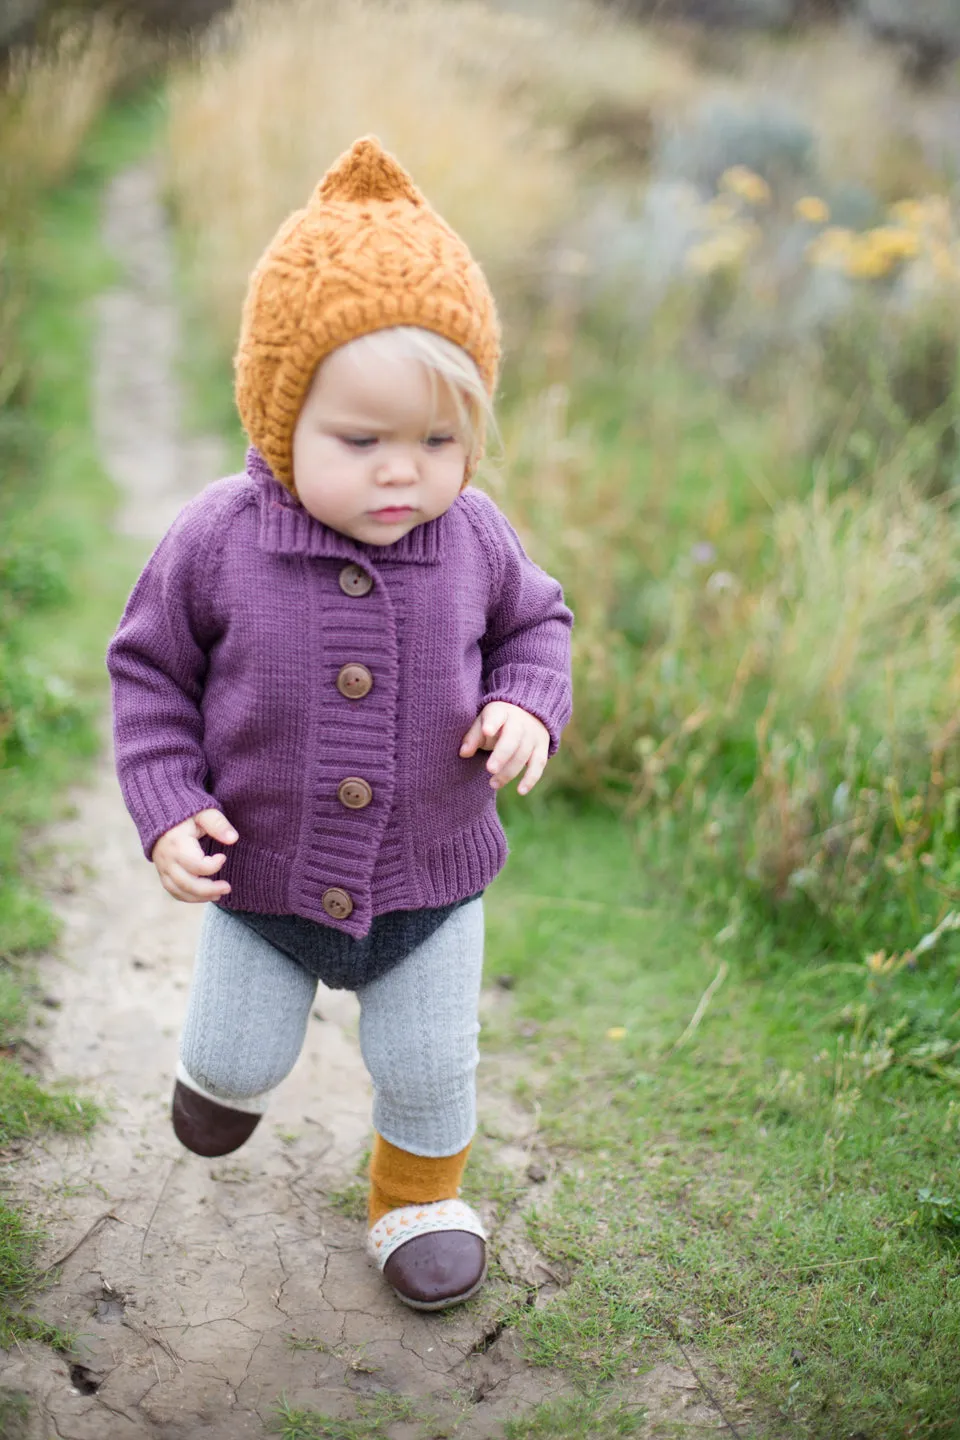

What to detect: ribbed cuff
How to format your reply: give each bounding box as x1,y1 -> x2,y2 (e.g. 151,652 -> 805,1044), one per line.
480,665 -> 573,756
120,758 -> 217,859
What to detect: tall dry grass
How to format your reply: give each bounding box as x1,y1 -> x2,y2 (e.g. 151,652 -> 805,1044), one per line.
496,337 -> 960,946
164,0 -> 960,948
1,14 -> 128,456
0,16 -> 129,199
1,13 -> 127,740
164,0 -> 699,351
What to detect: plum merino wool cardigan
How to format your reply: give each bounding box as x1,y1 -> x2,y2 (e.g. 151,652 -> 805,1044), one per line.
107,449 -> 574,939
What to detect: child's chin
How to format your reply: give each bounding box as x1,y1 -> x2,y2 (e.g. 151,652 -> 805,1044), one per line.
356,519 -> 418,545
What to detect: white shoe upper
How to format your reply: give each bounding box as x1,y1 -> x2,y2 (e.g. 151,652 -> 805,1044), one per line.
366,1198 -> 486,1270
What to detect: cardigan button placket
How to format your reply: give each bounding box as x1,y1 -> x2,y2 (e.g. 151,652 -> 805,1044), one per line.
336,663 -> 373,699
339,564 -> 373,597
321,887 -> 354,920
301,560 -> 391,925
337,777 -> 373,810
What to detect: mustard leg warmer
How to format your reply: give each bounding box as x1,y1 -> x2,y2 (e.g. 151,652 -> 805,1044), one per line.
368,1133 -> 472,1226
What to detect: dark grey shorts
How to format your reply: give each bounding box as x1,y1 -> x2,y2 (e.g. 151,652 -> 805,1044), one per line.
223,891 -> 483,991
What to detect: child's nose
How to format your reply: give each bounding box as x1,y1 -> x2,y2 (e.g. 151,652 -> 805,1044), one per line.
375,447 -> 418,483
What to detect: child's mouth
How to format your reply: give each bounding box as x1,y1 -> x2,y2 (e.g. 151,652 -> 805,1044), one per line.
369,506 -> 415,523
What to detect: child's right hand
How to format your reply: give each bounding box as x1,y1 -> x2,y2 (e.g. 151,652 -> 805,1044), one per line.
151,809 -> 239,903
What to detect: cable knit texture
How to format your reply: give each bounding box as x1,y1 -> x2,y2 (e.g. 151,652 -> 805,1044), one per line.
107,449 -> 573,938
234,136 -> 501,491
179,900 -> 484,1154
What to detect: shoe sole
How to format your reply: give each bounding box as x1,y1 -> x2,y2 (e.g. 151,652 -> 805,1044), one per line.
388,1261 -> 488,1312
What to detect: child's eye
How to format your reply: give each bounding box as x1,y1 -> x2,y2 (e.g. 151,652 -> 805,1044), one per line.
340,436 -> 378,449
424,435 -> 455,449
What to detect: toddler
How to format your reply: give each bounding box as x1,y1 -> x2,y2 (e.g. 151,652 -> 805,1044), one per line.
107,137 -> 573,1311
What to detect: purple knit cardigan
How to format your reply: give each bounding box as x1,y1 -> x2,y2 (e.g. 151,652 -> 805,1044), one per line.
107,450 -> 573,938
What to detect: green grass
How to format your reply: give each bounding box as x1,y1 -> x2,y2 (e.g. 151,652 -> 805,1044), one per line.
265,800 -> 960,1438
0,93 -> 159,1354
275,1393 -> 649,1440
0,1388 -> 30,1440
0,94 -> 159,955
480,800 -> 960,1439
502,1396 -> 647,1439
273,1394 -> 425,1440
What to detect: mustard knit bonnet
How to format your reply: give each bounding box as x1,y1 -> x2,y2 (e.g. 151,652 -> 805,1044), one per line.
234,136 -> 502,493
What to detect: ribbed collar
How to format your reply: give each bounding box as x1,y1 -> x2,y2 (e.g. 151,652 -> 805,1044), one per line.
249,447 -> 444,564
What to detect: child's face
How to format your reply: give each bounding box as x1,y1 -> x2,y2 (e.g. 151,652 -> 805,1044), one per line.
291,341 -> 469,545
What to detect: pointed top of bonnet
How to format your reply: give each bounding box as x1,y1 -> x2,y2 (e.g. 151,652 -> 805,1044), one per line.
314,136 -> 423,208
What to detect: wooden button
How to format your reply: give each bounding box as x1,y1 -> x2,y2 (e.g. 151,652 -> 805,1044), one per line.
339,564 -> 373,597
336,663 -> 373,699
337,777 -> 373,810
321,887 -> 353,920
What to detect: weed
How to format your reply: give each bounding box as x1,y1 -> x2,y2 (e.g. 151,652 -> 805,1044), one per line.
915,1187 -> 960,1233
322,1147 -> 370,1223
0,1389 -> 29,1440
322,1179 -> 367,1223
283,1333 -> 331,1353
273,1392 -> 424,1440
503,1394 -> 647,1439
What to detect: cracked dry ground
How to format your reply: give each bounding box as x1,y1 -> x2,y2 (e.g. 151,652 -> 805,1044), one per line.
0,166 -> 729,1440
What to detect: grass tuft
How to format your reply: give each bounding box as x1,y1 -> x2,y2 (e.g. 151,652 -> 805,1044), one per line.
0,35 -> 155,1356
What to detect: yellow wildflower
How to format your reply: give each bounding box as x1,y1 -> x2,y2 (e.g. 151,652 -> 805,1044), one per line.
845,240 -> 895,280
795,195 -> 830,224
687,222 -> 760,275
826,226 -> 921,280
719,165 -> 771,206
806,226 -> 856,268
606,1027 -> 627,1041
869,226 -> 921,260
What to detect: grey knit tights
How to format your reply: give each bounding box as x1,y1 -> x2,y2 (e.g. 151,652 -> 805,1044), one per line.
178,898 -> 484,1157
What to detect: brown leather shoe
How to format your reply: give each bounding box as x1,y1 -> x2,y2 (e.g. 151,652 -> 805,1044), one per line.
382,1230 -> 487,1311
171,1079 -> 262,1157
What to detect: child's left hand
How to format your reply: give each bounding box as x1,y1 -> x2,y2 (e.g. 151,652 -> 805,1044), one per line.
460,702 -> 550,795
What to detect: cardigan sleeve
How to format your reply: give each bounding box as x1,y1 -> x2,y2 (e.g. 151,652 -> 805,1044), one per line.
466,491 -> 574,755
106,498 -> 225,859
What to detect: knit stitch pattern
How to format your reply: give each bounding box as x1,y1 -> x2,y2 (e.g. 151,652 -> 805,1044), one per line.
107,450 -> 573,939
234,137 -> 501,491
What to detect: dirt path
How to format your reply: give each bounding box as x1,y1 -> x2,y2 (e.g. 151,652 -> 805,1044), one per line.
0,163 -> 729,1440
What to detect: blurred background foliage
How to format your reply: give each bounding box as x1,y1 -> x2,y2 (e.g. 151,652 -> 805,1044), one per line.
0,14 -> 125,800
161,0 -> 960,966
2,0 -> 960,969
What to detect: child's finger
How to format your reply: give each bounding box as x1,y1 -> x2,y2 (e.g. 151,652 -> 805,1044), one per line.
480,704 -> 509,740
165,859 -> 231,901
517,746 -> 549,796
191,851 -> 227,876
459,717 -> 485,758
489,741 -> 530,788
173,831 -> 229,874
194,808 -> 239,845
486,730 -> 523,779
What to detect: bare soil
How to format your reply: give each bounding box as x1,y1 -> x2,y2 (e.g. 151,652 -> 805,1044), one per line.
0,164 -> 737,1440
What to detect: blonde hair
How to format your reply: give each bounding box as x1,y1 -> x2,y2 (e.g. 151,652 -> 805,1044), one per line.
342,325 -> 497,470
